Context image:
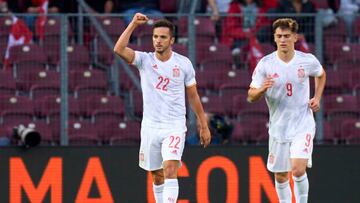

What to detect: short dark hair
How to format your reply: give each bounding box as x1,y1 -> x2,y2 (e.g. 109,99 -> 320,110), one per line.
272,18 -> 299,33
153,19 -> 175,37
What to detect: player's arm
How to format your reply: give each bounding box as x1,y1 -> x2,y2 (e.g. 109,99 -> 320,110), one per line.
247,76 -> 274,103
186,85 -> 211,147
207,0 -> 219,21
113,13 -> 148,63
309,69 -> 326,112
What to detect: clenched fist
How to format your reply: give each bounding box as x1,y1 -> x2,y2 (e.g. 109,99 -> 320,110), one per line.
131,13 -> 149,26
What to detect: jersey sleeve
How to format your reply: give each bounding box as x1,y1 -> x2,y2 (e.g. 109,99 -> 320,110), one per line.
308,54 -> 323,77
131,51 -> 147,69
184,58 -> 196,87
249,59 -> 266,89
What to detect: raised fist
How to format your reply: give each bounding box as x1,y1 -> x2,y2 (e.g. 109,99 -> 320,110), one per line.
131,13 -> 148,26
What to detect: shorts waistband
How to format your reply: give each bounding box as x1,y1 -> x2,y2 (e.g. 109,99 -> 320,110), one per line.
142,118 -> 186,129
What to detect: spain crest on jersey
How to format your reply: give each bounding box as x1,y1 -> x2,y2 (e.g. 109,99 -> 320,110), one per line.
298,68 -> 305,78
173,67 -> 180,77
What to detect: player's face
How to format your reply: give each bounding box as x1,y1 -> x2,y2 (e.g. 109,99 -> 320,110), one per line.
152,27 -> 174,54
274,28 -> 297,52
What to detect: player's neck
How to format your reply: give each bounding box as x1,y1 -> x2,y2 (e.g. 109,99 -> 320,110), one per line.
277,49 -> 295,63
155,48 -> 172,62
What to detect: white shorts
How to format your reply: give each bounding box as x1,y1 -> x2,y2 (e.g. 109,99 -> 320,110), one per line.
139,124 -> 187,171
267,132 -> 314,173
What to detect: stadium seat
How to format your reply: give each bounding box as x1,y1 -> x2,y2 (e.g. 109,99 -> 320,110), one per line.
193,70 -> 209,91
324,94 -> 359,139
196,69 -> 229,93
119,67 -> 140,91
340,119 -> 360,144
200,95 -> 227,115
70,69 -> 108,98
231,119 -> 269,144
68,121 -> 100,145
218,69 -> 252,95
92,111 -> 126,124
69,69 -> 107,92
34,95 -> 80,118
74,85 -> 108,99
335,58 -> 360,72
0,95 -> 34,115
321,120 -> 338,144
16,70 -> 60,92
29,84 -> 60,99
231,120 -> 247,143
8,44 -> 47,65
8,44 -> 48,76
324,94 -> 358,115
323,69 -> 349,95
196,43 -> 233,65
93,39 -> 114,66
83,95 -> 125,118
323,36 -> 348,65
178,17 -> 216,43
1,111 -> 34,124
0,16 -> 12,36
67,44 -> 91,70
0,70 -> 16,96
91,17 -> 125,39
172,43 -> 188,57
0,96 -> 35,124
232,94 -> 268,120
175,16 -> 216,48
41,17 -> 73,65
105,120 -> 141,145
200,57 -> 233,71
334,43 -> 360,64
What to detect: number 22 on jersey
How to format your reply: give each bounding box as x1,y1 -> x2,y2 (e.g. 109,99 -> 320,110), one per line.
156,76 -> 169,91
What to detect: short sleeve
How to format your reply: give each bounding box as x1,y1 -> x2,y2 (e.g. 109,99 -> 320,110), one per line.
184,59 -> 196,87
250,60 -> 266,89
308,54 -> 323,77
132,51 -> 147,69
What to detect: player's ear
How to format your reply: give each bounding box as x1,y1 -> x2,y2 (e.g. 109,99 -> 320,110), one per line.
171,36 -> 175,45
294,33 -> 298,43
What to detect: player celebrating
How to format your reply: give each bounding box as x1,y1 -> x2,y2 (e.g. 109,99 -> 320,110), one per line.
114,13 -> 211,203
248,18 -> 326,203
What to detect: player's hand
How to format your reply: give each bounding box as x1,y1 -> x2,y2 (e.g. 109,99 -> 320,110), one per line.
309,97 -> 321,112
261,76 -> 274,91
131,13 -> 148,26
199,127 -> 211,148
